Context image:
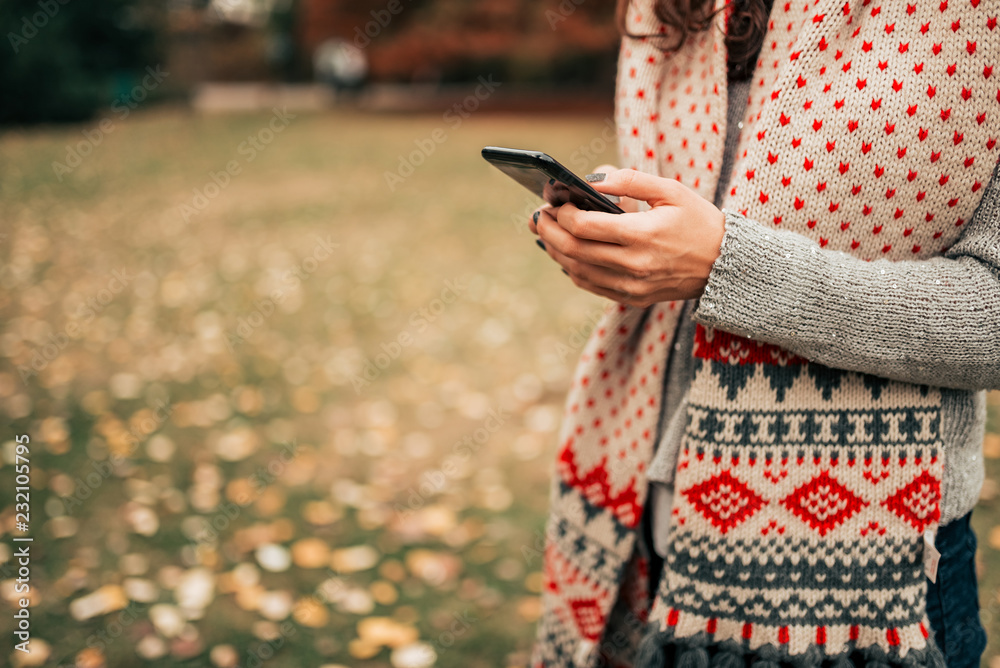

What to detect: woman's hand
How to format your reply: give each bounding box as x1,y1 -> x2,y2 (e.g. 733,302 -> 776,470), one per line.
528,168 -> 726,307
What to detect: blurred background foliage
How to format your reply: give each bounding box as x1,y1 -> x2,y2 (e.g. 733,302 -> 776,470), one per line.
0,0 -> 619,125
0,0 -> 163,123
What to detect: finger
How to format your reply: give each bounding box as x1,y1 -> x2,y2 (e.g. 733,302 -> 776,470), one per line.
557,257 -> 634,305
543,236 -> 639,296
618,196 -> 641,214
533,205 -> 561,255
538,206 -> 634,270
529,204 -> 557,235
588,168 -> 682,207
552,202 -> 640,248
568,268 -> 653,308
584,164 -> 638,213
567,272 -> 630,304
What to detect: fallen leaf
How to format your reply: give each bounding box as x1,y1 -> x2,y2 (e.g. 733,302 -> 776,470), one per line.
255,543 -> 291,572
69,585 -> 129,621
357,616 -> 419,648
13,639 -> 51,668
405,549 -> 461,586
331,545 -> 380,573
988,525 -> 1000,551
347,639 -> 381,660
390,642 -> 437,668
517,596 -> 542,622
291,538 -> 330,569
292,598 -> 329,628
302,500 -> 343,525
258,590 -> 294,620
983,434 -> 1000,459
209,644 -> 239,668
370,580 -> 398,606
74,648 -> 105,668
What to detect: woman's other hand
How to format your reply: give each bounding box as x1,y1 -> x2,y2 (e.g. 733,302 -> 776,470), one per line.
530,168 -> 726,307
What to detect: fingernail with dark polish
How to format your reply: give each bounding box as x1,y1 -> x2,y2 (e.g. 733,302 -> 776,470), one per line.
536,239 -> 546,251
533,211 -> 540,224
585,173 -> 606,183
561,269 -> 569,276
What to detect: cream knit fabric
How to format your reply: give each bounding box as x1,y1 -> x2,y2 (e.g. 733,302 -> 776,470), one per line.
532,0 -> 1000,666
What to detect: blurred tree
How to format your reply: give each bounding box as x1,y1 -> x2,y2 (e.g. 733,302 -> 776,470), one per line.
0,0 -> 163,124
296,0 -> 619,86
267,0 -> 298,79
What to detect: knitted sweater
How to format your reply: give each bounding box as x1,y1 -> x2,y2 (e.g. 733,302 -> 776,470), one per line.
532,0 -> 1000,666
647,74 -> 998,558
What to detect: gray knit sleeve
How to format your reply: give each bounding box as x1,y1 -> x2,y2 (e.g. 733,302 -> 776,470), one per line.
692,162 -> 1000,391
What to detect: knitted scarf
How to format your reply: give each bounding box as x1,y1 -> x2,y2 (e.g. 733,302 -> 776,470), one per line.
532,1 -> 1000,666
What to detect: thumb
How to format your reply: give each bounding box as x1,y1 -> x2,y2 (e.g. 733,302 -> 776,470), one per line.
587,168 -> 678,207
590,164 -> 642,213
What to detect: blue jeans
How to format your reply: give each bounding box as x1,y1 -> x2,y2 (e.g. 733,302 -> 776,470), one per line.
926,511 -> 988,668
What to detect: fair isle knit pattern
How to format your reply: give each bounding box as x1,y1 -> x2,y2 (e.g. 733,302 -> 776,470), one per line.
531,0 -> 1000,666
534,305 -> 686,668
641,333 -> 946,666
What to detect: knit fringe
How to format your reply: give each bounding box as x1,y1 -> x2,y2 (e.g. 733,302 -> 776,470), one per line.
634,626 -> 947,668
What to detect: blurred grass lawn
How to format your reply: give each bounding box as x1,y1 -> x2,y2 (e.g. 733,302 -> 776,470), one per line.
0,107 -> 998,668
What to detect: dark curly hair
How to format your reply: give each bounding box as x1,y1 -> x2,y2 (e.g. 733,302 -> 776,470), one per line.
615,0 -> 773,80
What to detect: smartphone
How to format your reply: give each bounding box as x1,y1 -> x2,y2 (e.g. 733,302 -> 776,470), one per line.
481,147 -> 625,214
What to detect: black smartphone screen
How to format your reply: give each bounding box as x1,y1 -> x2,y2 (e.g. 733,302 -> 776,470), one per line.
482,147 -> 625,215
